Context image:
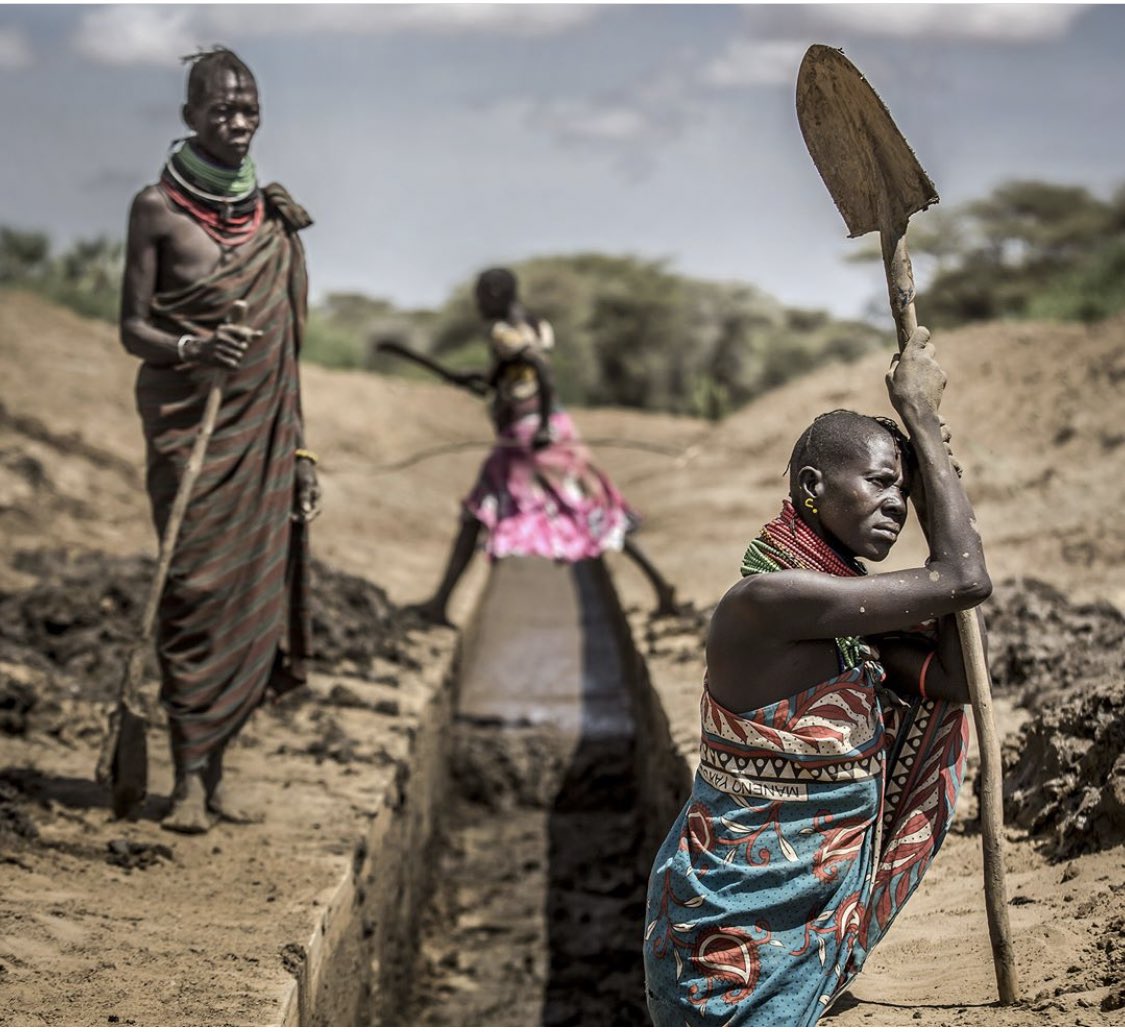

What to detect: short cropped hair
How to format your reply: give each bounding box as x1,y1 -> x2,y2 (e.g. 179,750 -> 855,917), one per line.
475,267 -> 518,313
182,46 -> 256,107
786,409 -> 912,497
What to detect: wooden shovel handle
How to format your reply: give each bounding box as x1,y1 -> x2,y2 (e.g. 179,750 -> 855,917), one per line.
880,224 -> 1019,1004
137,298 -> 248,645
881,221 -> 919,351
140,378 -> 223,636
116,374 -> 222,711
958,609 -> 1020,1004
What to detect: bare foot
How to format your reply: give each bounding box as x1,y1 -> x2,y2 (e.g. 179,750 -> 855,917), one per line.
207,782 -> 265,825
161,774 -> 213,834
403,600 -> 456,628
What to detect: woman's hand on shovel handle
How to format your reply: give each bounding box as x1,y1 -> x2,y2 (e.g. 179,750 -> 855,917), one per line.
886,326 -> 945,424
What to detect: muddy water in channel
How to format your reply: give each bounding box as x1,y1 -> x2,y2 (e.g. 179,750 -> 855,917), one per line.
401,558 -> 650,1026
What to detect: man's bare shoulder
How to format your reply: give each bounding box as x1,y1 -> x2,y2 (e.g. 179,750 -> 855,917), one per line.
129,184 -> 173,225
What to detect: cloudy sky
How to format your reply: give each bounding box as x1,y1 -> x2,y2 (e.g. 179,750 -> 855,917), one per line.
1,3 -> 1121,324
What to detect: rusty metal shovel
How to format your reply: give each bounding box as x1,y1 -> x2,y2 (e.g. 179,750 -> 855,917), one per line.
796,45 -> 1018,1004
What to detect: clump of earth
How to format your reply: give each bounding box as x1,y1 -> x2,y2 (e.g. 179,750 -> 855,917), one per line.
984,577 -> 1125,708
0,547 -> 421,742
0,546 -> 426,853
982,579 -> 1125,860
1001,680 -> 1125,860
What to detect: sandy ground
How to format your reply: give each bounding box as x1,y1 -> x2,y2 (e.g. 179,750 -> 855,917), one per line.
0,654 -> 452,1025
1,287 -> 1124,1025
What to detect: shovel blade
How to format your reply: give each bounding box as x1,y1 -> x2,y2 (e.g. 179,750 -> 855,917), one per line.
110,704 -> 149,819
796,45 -> 938,237
95,700 -> 149,819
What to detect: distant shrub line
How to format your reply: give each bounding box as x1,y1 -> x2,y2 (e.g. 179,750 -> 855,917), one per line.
5,176 -> 1122,418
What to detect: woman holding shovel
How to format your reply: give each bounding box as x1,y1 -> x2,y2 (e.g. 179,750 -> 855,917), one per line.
643,326 -> 991,1025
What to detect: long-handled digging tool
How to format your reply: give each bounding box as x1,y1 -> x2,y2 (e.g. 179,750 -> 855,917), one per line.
796,44 -> 1019,1004
374,339 -> 491,396
95,300 -> 245,819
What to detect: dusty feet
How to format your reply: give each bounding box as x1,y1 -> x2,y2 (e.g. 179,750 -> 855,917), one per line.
207,781 -> 265,825
161,773 -> 214,834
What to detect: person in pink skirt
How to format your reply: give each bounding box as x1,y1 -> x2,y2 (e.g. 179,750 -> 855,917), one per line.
409,267 -> 678,625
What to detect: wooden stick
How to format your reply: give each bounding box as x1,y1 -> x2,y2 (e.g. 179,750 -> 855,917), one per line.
374,340 -> 489,395
958,609 -> 1020,1004
881,225 -> 1019,1004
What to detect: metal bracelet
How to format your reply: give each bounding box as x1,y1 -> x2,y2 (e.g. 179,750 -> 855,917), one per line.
295,448 -> 319,465
176,334 -> 193,363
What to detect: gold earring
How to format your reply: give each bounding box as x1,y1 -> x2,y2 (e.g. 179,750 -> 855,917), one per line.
804,497 -> 818,515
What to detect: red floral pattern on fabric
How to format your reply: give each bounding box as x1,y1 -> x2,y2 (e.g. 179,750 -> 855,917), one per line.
683,802 -> 715,868
811,810 -> 867,884
688,925 -> 769,1006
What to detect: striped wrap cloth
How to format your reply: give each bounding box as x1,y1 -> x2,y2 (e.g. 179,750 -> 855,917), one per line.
135,183 -> 312,772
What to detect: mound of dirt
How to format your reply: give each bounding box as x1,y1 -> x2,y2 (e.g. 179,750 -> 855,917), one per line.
984,577 -> 1125,708
0,549 -> 159,712
307,561 -> 420,674
981,580 -> 1125,860
1001,681 -> 1125,860
0,774 -> 40,847
0,547 -> 420,743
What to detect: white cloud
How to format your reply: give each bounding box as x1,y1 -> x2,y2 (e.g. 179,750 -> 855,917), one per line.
702,39 -> 809,88
0,26 -> 32,69
329,3 -> 594,37
516,64 -> 702,182
700,5 -> 1086,90
205,2 -> 595,37
768,3 -> 1086,43
541,100 -> 650,144
73,7 -> 196,66
73,3 -> 597,66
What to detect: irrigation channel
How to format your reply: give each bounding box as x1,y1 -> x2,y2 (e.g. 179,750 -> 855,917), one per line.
398,557 -> 654,1026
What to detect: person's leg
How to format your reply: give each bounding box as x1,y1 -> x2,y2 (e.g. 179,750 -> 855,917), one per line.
622,536 -> 680,616
205,743 -> 264,824
408,516 -> 482,626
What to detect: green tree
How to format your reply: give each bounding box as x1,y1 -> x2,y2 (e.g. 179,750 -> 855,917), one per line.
0,228 -> 50,282
857,180 -> 1125,327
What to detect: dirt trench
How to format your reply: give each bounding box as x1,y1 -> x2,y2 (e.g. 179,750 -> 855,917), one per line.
0,544 -> 676,1025
398,557 -> 656,1026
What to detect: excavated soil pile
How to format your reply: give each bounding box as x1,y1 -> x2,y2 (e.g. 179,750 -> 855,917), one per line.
985,577 -> 1125,708
0,548 -> 419,726
0,774 -> 39,849
0,546 -> 420,845
1002,681 -> 1125,860
0,550 -> 161,732
983,578 -> 1125,859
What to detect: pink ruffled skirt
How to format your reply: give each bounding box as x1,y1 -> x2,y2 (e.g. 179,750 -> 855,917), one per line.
463,411 -> 637,561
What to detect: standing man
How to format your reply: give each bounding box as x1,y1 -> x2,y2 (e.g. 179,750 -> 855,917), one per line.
120,47 -> 319,833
